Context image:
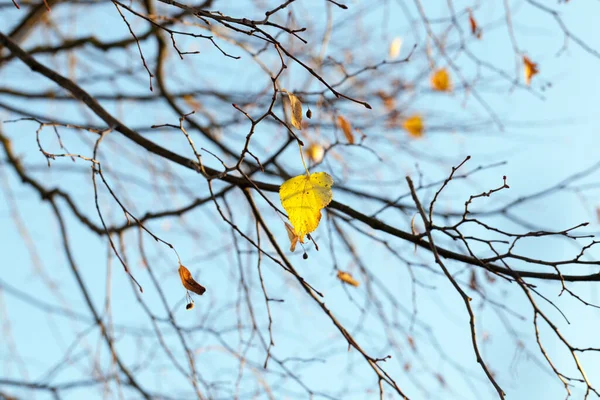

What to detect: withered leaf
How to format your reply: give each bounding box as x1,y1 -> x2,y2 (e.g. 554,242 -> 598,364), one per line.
337,115 -> 354,144
523,56 -> 539,86
469,269 -> 478,290
337,270 -> 359,287
178,264 -> 206,295
284,222 -> 301,252
283,90 -> 303,129
468,10 -> 482,39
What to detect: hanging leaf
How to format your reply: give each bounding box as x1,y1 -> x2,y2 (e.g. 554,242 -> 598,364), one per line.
178,264 -> 206,295
337,270 -> 359,287
403,114 -> 424,138
305,142 -> 325,164
388,37 -> 403,59
468,10 -> 482,39
279,172 -> 334,239
469,269 -> 478,290
283,90 -> 303,129
337,115 -> 354,144
430,68 -> 452,91
376,90 -> 396,112
523,55 -> 538,86
284,222 -> 301,252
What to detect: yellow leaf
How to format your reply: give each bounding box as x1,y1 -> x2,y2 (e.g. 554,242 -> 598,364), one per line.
402,114 -> 424,138
279,172 -> 334,239
337,270 -> 359,287
337,115 -> 354,144
178,264 -> 206,295
431,68 -> 452,91
523,55 -> 538,86
305,142 -> 325,164
284,222 -> 301,252
388,37 -> 403,59
284,90 -> 303,129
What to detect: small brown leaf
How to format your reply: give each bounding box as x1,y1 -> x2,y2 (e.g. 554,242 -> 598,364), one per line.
178,264 -> 206,295
284,90 -> 303,129
337,115 -> 354,144
523,55 -> 538,86
284,222 -> 301,252
186,302 -> 195,310
468,9 -> 482,39
376,90 -> 396,112
306,108 -> 312,119
337,270 -> 359,287
469,269 -> 478,290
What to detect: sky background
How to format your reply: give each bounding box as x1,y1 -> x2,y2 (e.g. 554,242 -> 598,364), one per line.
2,1 -> 600,399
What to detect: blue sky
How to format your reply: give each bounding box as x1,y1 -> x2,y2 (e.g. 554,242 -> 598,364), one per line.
2,1 -> 600,399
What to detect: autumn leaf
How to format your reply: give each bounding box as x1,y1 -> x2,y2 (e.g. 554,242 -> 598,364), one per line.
284,222 -> 301,252
337,270 -> 359,287
469,269 -> 478,290
337,115 -> 354,144
403,114 -> 424,138
178,264 -> 206,295
468,9 -> 482,39
279,172 -> 334,239
431,68 -> 452,91
523,55 -> 538,86
388,37 -> 403,59
305,142 -> 325,164
376,90 -> 396,112
283,90 -> 303,129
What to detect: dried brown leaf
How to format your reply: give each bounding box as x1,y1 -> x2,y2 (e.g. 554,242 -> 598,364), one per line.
284,90 -> 303,129
468,10 -> 482,39
469,269 -> 478,290
178,264 -> 206,295
337,115 -> 354,144
284,222 -> 301,252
